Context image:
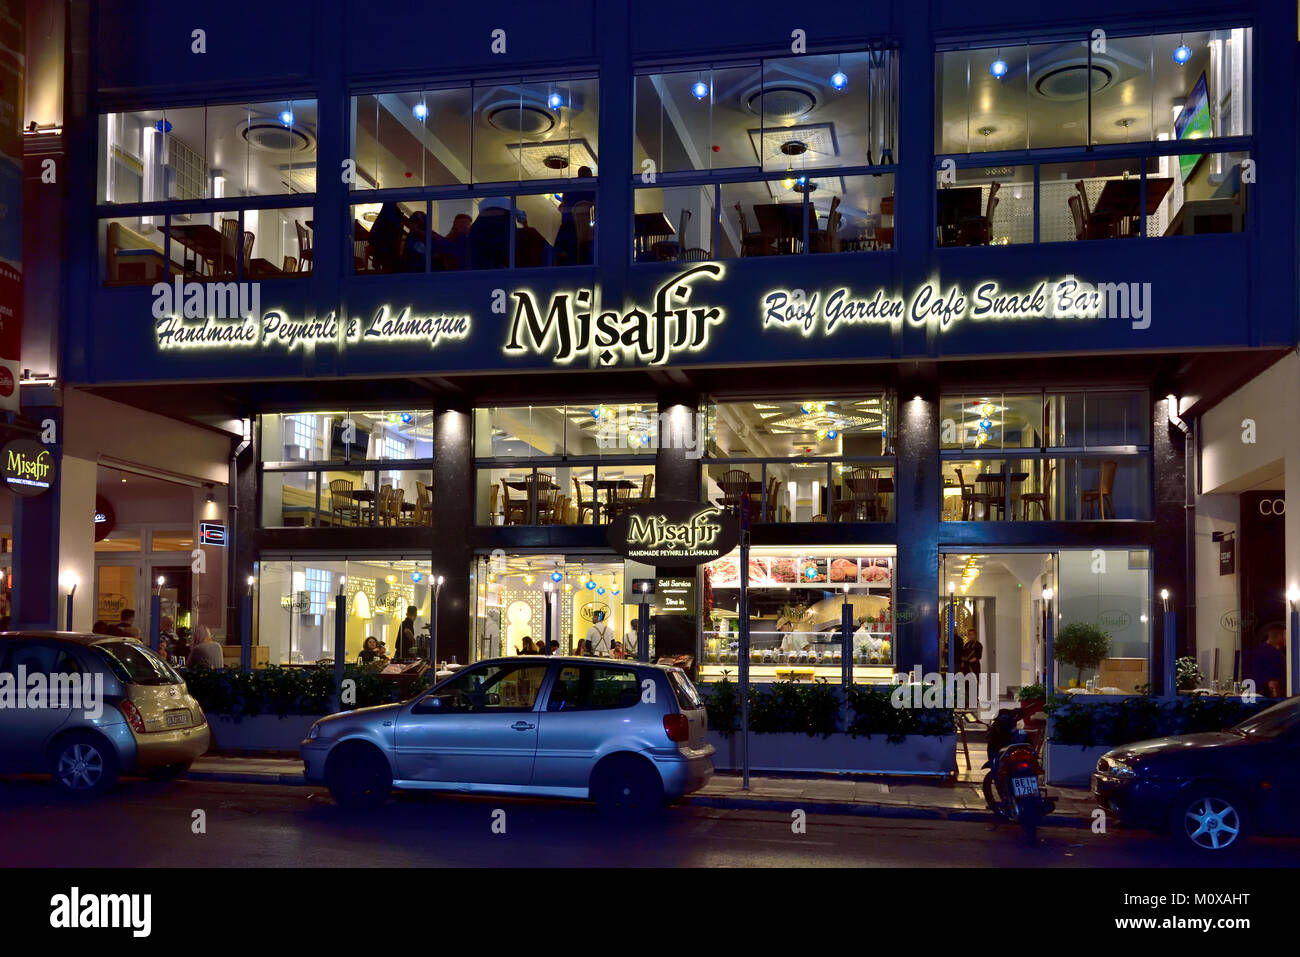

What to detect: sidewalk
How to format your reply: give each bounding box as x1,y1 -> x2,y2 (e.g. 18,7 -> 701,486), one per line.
189,755 -> 1095,825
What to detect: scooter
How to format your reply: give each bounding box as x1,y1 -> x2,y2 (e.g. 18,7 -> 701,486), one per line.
982,707 -> 1056,845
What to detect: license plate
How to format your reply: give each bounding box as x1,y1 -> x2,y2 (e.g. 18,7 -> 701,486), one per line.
1011,775 -> 1039,798
164,711 -> 190,728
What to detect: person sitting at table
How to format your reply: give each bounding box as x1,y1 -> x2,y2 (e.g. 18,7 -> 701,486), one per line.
398,210 -> 427,272
433,213 -> 472,270
470,199 -> 520,269
554,166 -> 596,265
358,635 -> 389,666
519,636 -> 536,655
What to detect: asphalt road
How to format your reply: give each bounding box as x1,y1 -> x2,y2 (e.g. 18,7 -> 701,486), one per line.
1,777 -> 1296,868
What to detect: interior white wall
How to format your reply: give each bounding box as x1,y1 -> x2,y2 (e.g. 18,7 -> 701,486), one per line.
1199,352 -> 1299,691
1195,494 -> 1240,683
57,455 -> 98,631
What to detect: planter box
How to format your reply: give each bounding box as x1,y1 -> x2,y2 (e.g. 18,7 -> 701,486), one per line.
1044,742 -> 1110,786
707,731 -> 956,776
208,714 -> 320,752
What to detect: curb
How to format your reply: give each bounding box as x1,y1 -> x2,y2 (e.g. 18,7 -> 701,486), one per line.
186,766 -> 1094,825
683,794 -> 1093,827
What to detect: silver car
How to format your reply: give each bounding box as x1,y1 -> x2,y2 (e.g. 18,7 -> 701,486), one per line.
0,632 -> 211,795
302,656 -> 714,814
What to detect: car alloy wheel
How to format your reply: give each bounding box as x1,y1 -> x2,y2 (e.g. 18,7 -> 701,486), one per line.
51,733 -> 119,796
1181,796 -> 1243,851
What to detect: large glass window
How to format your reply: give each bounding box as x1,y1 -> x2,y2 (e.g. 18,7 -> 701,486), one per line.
634,48 -> 897,264
935,28 -> 1251,155
260,410 -> 434,529
940,390 -> 1150,521
700,545 -> 897,684
702,396 -> 894,523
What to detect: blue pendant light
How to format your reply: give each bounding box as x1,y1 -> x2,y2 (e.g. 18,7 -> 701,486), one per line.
278,108 -> 295,127
1172,34 -> 1192,65
830,54 -> 847,91
691,74 -> 710,100
989,49 -> 1009,79
412,101 -> 428,120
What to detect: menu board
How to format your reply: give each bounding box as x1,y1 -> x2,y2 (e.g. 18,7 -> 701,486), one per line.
705,554 -> 891,588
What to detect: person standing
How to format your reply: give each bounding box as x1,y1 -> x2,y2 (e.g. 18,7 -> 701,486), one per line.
116,608 -> 140,638
1251,622 -> 1287,699
400,605 -> 419,660
586,611 -> 615,657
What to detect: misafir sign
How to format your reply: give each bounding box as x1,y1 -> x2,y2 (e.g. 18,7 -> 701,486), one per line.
2,439 -> 55,496
607,500 -> 740,566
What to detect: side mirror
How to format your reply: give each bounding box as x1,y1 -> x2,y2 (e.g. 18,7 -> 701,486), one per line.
413,696 -> 444,714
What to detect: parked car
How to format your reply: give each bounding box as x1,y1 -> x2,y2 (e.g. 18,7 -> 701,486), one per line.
1091,694 -> 1300,851
302,656 -> 714,814
0,631 -> 211,795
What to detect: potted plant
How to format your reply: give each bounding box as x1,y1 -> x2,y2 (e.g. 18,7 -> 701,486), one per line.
1017,683 -> 1047,721
1175,656 -> 1204,692
1053,622 -> 1111,689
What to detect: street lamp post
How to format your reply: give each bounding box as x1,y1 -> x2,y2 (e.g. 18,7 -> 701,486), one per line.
151,576 -> 164,653
544,581 -> 553,652
1042,587 -> 1055,691
333,576 -> 347,712
947,581 -> 957,675
241,575 -> 255,670
840,584 -> 853,690
1160,588 -> 1175,698
61,574 -> 78,632
432,575 -> 445,666
637,581 -> 650,663
1288,586 -> 1299,697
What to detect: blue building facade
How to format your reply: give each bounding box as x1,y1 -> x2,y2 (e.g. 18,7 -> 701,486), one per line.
23,0 -> 1296,694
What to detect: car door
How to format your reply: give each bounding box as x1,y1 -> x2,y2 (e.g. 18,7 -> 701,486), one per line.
392,661 -> 551,787
532,662 -> 644,791
0,641 -> 76,770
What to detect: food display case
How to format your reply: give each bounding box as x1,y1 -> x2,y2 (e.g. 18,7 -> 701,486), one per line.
699,546 -> 897,684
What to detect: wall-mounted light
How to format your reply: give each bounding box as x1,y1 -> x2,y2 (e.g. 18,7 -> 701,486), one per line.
1160,588 -> 1170,611
1288,586 -> 1300,611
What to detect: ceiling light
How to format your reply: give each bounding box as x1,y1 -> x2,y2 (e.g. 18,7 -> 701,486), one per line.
691,79 -> 709,100
830,70 -> 848,91
1172,38 -> 1192,65
547,91 -> 564,110
412,102 -> 428,120
990,54 -> 1009,79
278,109 -> 295,127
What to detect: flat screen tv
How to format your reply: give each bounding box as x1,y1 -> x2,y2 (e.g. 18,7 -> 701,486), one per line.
1174,71 -> 1211,183
330,422 -> 370,460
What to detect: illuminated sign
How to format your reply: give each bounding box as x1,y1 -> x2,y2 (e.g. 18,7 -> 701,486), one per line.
505,264 -> 725,366
656,576 -> 696,615
2,439 -> 55,496
762,278 -> 1111,337
607,500 -> 739,566
155,306 -> 471,352
199,522 -> 227,547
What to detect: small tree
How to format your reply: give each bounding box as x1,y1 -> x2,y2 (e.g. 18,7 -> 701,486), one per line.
1054,622 -> 1112,687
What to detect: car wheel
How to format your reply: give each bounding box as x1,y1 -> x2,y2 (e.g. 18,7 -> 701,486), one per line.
326,745 -> 392,808
144,763 -> 191,782
50,733 -> 120,797
1172,791 -> 1246,852
592,755 -> 664,819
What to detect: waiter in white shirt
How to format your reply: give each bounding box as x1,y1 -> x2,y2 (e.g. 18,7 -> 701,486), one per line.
586,611 -> 615,657
623,619 -> 640,659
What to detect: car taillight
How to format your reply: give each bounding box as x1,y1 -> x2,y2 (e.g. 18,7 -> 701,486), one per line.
119,700 -> 147,734
663,713 -> 690,743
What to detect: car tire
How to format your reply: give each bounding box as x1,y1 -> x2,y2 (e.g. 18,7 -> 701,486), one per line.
592,755 -> 664,820
325,744 -> 392,808
144,763 -> 191,782
1171,790 -> 1247,852
49,732 -> 120,797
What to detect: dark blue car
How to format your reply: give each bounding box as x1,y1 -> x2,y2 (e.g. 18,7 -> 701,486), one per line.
1091,696 -> 1300,851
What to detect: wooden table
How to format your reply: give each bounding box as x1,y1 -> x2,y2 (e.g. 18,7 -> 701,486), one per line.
169,223 -> 223,276
1092,177 -> 1173,236
753,203 -> 817,254
975,472 -> 1028,520
585,479 -> 638,514
634,212 -> 674,261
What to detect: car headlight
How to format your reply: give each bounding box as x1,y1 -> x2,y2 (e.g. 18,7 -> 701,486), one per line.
308,723 -> 321,740
1099,755 -> 1137,778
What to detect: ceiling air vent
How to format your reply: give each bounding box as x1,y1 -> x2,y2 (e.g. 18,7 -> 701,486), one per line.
238,118 -> 316,154
485,102 -> 557,136
1030,56 -> 1117,101
746,85 -> 817,120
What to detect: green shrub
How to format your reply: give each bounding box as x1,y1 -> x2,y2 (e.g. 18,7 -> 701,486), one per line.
182,665 -> 430,717
701,680 -> 952,742
1045,693 -> 1272,747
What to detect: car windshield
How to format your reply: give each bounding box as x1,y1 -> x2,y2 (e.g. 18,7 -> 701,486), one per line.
94,641 -> 182,686
1230,696 -> 1300,739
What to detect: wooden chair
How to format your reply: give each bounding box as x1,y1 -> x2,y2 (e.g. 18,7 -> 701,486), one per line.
218,218 -> 241,278
1021,464 -> 1055,520
733,203 -> 771,257
242,231 -> 254,272
764,478 -> 784,522
385,487 -> 405,526
530,473 -> 558,525
295,220 -> 313,272
1081,460 -> 1117,519
609,474 -> 653,517
353,240 -> 370,273
409,480 -> 432,526
376,485 -> 393,526
500,480 -> 527,525
282,255 -> 297,274
551,494 -> 571,525
487,482 -> 500,525
811,196 -> 841,253
954,467 -> 995,521
681,246 -> 710,260
717,469 -> 752,512
844,467 -> 883,521
328,479 -> 360,526
1068,194 -> 1087,241
572,477 -> 596,524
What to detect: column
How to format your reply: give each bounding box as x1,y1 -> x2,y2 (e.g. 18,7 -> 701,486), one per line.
894,374 -> 940,676
432,405 -> 473,663
654,395 -> 702,660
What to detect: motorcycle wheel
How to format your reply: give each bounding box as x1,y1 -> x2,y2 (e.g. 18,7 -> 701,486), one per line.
982,771 -> 1000,814
1015,798 -> 1039,846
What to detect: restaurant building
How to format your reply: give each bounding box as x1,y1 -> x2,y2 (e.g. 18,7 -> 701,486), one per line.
15,0 -> 1297,699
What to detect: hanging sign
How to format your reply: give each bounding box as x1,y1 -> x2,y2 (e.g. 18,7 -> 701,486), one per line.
94,495 -> 116,541
2,439 -> 54,496
199,522 -> 227,547
607,500 -> 739,566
